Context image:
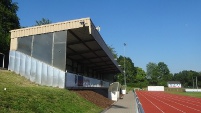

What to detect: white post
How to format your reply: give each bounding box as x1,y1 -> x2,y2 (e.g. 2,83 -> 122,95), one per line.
192,77 -> 194,89
196,76 -> 198,90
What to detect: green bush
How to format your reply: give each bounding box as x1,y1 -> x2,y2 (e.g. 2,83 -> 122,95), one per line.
121,85 -> 126,90
127,82 -> 148,88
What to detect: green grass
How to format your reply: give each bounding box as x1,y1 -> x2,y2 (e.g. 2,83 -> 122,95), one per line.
126,86 -> 134,93
164,87 -> 185,92
167,91 -> 201,98
0,70 -> 102,113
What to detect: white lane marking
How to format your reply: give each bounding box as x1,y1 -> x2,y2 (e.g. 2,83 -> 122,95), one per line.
145,92 -> 201,112
138,92 -> 165,113
162,94 -> 201,104
153,94 -> 201,107
142,92 -> 186,113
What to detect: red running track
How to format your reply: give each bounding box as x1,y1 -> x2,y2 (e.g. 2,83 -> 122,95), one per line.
136,91 -> 201,113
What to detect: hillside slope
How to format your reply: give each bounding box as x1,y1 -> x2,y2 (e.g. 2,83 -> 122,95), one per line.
0,70 -> 102,113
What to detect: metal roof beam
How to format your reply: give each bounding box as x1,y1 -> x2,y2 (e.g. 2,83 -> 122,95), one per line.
68,30 -> 107,63
67,39 -> 95,46
67,46 -> 96,66
67,48 -> 103,56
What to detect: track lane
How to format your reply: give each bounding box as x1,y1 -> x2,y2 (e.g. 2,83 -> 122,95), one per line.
152,92 -> 201,110
137,91 -> 185,113
143,92 -> 201,112
158,92 -> 201,105
136,91 -> 201,113
137,92 -> 165,113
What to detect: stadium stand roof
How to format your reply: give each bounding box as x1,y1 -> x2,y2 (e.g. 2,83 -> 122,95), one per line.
10,17 -> 122,74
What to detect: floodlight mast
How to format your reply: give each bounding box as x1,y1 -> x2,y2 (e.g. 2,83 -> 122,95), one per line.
124,43 -> 126,86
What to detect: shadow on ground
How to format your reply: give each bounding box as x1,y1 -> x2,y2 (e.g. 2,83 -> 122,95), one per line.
110,105 -> 127,109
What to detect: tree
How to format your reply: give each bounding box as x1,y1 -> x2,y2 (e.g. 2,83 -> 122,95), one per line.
146,62 -> 173,86
0,0 -> 20,53
135,67 -> 148,88
116,56 -> 125,84
146,62 -> 158,85
157,62 -> 172,86
116,55 -> 136,85
108,45 -> 118,59
136,67 -> 146,81
157,62 -> 170,79
173,70 -> 200,88
35,18 -> 52,26
0,0 -> 20,67
125,57 -> 136,83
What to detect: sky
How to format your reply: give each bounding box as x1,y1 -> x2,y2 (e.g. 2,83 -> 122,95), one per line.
13,0 -> 201,74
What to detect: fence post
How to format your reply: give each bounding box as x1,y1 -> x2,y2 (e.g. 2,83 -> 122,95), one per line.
0,53 -> 5,68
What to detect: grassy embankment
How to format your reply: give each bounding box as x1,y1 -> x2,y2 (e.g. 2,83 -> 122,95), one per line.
0,70 -> 102,113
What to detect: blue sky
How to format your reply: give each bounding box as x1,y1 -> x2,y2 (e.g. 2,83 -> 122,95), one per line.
13,0 -> 201,74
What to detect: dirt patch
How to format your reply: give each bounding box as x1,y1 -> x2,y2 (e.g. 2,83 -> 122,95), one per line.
72,90 -> 114,109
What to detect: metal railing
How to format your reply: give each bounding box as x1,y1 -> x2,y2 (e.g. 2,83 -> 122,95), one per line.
133,90 -> 145,113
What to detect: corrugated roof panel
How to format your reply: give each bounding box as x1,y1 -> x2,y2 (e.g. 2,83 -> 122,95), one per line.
10,17 -> 91,38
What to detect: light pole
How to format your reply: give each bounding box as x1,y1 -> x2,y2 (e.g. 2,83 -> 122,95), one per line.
0,52 -> 5,68
192,77 -> 194,89
123,43 -> 126,86
193,76 -> 198,89
196,76 -> 198,90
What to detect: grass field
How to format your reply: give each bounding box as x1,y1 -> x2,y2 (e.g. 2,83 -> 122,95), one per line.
167,91 -> 201,98
0,70 -> 102,113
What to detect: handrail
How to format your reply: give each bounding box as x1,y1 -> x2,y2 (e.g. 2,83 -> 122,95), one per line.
133,90 -> 145,113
